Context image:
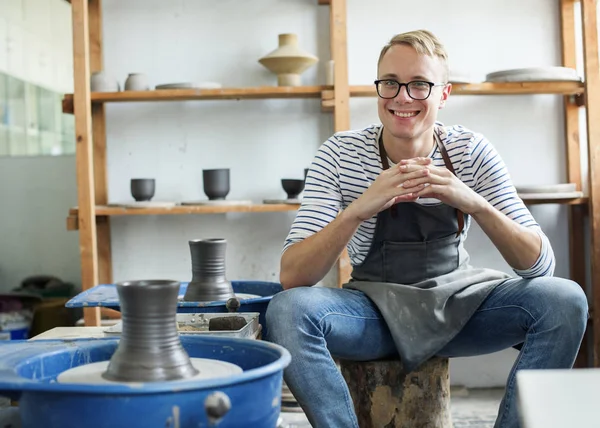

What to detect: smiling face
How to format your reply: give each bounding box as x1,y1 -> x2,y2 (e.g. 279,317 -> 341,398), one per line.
377,44 -> 451,143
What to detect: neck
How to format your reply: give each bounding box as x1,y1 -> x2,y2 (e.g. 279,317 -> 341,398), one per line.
381,127 -> 435,164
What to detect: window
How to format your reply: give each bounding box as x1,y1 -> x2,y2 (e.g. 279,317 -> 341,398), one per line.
0,71 -> 75,157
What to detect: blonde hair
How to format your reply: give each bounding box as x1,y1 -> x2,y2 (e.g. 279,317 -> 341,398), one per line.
377,30 -> 449,81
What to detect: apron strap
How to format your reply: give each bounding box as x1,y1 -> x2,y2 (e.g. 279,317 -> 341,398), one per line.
378,131 -> 465,236
378,134 -> 397,217
434,133 -> 465,236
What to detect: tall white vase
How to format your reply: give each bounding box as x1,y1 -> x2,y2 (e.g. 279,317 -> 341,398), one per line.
258,33 -> 319,87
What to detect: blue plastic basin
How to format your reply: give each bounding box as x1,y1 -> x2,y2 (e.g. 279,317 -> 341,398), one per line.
0,335 -> 291,428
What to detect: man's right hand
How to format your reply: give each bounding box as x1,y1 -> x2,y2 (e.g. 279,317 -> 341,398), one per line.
344,157 -> 432,222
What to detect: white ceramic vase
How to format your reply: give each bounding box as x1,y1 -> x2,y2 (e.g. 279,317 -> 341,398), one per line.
258,33 -> 318,86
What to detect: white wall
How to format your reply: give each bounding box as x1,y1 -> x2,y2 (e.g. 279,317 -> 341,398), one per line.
0,0 -> 73,93
0,156 -> 81,290
0,0 -> 78,292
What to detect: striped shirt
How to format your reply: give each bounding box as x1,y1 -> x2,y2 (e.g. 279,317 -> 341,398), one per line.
283,122 -> 555,279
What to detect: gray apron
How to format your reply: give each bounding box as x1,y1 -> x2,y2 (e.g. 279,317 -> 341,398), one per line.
343,132 -> 511,372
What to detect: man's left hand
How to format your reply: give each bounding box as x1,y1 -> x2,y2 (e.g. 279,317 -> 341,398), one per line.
398,160 -> 488,215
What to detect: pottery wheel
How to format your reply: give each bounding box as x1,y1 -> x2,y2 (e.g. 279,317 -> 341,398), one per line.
176,292 -> 260,302
56,357 -> 242,385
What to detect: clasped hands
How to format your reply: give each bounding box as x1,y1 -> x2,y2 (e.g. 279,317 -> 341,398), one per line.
346,157 -> 488,222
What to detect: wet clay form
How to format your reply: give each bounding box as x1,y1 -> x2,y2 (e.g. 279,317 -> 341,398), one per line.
203,169 -> 230,200
184,239 -> 235,302
281,179 -> 305,199
258,33 -> 318,86
102,280 -> 199,382
130,178 -> 155,201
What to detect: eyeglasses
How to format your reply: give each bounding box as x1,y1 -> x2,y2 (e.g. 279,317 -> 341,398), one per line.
374,79 -> 447,100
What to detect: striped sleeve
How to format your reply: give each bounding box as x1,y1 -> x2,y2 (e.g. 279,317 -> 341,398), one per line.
461,133 -> 556,278
282,137 -> 343,254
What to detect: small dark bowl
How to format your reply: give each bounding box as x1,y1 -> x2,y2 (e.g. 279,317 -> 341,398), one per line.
130,178 -> 155,202
281,179 -> 305,200
203,168 -> 230,200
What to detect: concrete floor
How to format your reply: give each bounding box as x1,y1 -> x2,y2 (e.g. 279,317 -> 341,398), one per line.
279,387 -> 504,428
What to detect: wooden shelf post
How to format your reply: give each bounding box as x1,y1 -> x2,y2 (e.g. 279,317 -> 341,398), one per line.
329,0 -> 353,288
71,0 -> 100,326
580,0 -> 600,367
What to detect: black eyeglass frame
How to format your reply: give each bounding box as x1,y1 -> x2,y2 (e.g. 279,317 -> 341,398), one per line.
373,79 -> 447,100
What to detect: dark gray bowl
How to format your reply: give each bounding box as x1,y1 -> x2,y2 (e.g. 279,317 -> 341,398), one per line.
130,178 -> 155,202
203,169 -> 230,200
281,179 -> 305,199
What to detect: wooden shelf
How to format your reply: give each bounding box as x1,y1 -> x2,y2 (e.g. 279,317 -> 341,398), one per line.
62,86 -> 331,113
72,203 -> 299,216
66,203 -> 299,230
65,198 -> 587,230
350,81 -> 585,97
522,196 -> 588,205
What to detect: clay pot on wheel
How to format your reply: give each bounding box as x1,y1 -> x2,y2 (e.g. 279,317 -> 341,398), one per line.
102,279 -> 198,382
184,238 -> 235,302
203,169 -> 230,200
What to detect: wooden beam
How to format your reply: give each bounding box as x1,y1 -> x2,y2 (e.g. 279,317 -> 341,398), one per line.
89,0 -> 113,300
330,0 -> 350,133
580,0 -> 600,367
329,0 -> 352,287
561,0 -> 588,368
71,0 -> 100,327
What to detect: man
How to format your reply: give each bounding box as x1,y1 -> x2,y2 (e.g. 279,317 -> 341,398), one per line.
265,30 -> 588,428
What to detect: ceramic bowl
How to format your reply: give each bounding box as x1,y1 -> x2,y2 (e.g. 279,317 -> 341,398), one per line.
203,169 -> 230,200
124,73 -> 150,91
281,179 -> 305,199
130,178 -> 156,202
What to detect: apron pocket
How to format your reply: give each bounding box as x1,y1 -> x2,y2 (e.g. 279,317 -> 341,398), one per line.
382,241 -> 428,285
382,234 -> 460,285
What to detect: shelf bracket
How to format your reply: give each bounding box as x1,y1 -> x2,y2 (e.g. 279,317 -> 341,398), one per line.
573,93 -> 586,107
321,90 -> 334,112
62,96 -> 74,114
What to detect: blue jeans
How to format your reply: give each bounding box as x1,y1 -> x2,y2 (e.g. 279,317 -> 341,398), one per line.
265,277 -> 588,428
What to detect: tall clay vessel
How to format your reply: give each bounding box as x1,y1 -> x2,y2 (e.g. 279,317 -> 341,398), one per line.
184,239 -> 235,302
258,33 -> 318,86
102,279 -> 199,382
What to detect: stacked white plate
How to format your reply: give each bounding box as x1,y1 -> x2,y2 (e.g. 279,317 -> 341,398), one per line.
515,183 -> 583,199
180,200 -> 252,206
107,201 -> 177,208
485,66 -> 581,82
155,82 -> 222,90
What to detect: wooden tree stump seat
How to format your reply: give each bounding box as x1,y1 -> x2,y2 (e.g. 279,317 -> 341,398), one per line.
340,357 -> 452,428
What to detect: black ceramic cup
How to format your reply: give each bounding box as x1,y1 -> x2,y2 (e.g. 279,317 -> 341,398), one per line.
281,179 -> 305,199
203,169 -> 230,200
130,178 -> 156,201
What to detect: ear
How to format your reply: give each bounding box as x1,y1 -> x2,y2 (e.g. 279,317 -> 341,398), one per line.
439,83 -> 452,109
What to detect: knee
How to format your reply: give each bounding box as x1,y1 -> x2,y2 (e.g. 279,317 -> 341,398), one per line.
266,287 -> 320,340
533,277 -> 588,328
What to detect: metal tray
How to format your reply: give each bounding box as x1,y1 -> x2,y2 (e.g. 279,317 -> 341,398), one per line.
104,312 -> 261,340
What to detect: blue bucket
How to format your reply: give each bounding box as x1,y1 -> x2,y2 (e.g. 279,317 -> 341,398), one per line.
0,335 -> 291,428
